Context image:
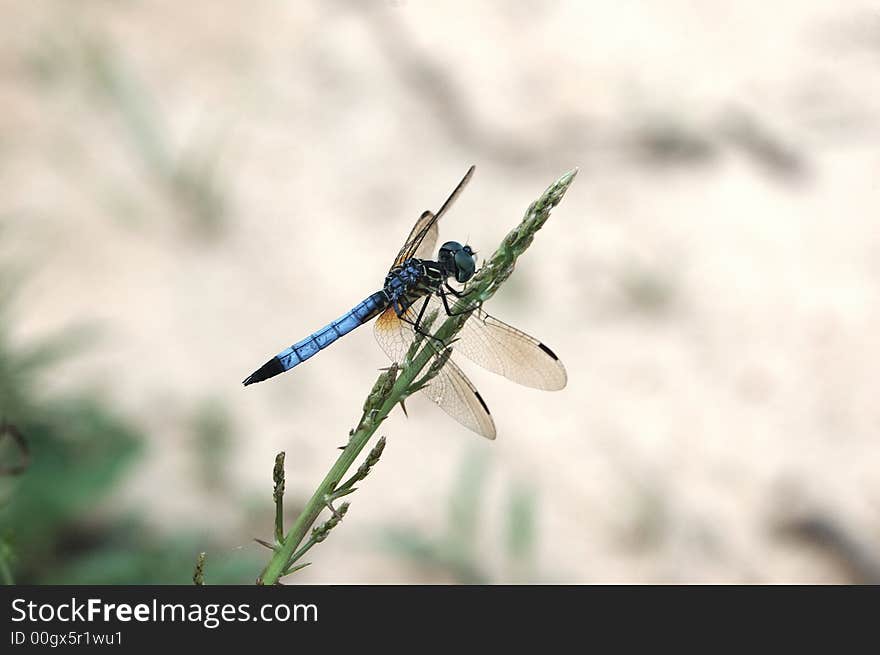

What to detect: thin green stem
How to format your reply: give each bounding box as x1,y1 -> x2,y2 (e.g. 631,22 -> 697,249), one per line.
285,537 -> 319,572
272,452 -> 285,544
336,436 -> 386,494
258,365 -> 408,584
192,552 -> 206,586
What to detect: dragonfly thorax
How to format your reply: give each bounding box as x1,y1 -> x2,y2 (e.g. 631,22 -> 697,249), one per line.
384,259 -> 422,291
383,259 -> 429,304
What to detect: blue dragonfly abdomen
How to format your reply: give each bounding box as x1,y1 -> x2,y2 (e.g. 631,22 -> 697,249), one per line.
243,291 -> 388,385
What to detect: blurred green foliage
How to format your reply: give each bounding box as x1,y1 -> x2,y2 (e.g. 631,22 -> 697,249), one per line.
0,278 -> 257,584
378,449 -> 543,583
188,397 -> 234,492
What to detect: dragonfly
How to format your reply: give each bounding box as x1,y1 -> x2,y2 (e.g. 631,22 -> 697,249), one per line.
243,166 -> 566,438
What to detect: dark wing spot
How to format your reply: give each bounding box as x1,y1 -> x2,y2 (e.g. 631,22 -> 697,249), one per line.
474,390 -> 491,415
538,342 -> 560,361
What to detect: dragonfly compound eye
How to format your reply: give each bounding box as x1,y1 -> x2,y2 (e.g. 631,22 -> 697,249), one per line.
454,248 -> 476,282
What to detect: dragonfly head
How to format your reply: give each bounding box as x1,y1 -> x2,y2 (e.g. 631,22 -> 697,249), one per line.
438,241 -> 476,283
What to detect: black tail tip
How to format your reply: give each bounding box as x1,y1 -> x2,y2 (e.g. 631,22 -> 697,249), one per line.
243,357 -> 285,386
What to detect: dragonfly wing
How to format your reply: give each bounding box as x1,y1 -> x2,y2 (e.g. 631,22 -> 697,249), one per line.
373,305 -> 415,363
412,211 -> 439,261
423,356 -> 496,439
391,166 -> 475,268
420,295 -> 567,390
373,305 -> 496,439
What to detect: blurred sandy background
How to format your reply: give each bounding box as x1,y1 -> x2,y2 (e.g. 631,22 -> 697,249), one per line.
1,0 -> 879,583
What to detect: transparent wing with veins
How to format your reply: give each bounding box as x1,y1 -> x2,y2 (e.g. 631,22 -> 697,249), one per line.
419,295 -> 567,390
373,304 -> 496,439
390,165 -> 475,269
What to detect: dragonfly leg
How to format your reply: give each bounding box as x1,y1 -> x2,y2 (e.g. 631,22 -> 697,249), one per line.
443,281 -> 467,298
412,292 -> 431,330
438,286 -> 480,318
394,295 -> 446,350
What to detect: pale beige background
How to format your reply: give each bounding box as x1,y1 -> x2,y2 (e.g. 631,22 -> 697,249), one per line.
3,0 -> 879,582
